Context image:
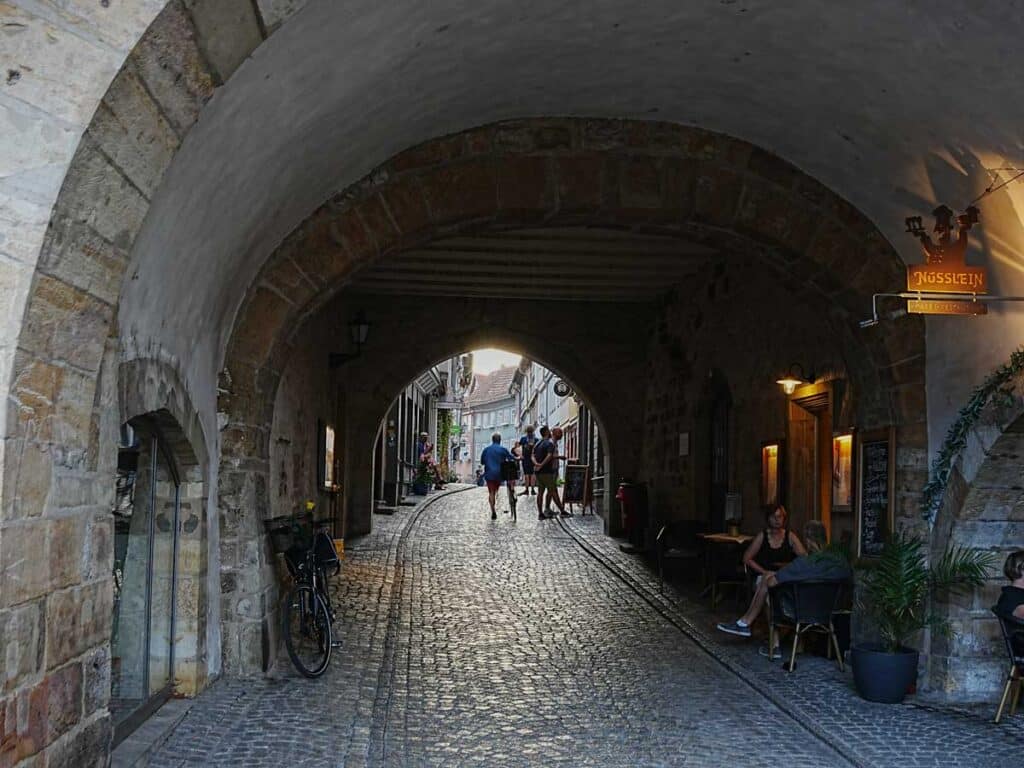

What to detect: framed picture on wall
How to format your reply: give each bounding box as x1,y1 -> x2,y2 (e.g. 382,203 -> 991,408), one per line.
318,419 -> 338,492
856,427 -> 895,559
761,440 -> 784,507
831,430 -> 855,513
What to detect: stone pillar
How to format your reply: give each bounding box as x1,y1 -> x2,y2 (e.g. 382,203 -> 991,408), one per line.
342,390 -> 385,538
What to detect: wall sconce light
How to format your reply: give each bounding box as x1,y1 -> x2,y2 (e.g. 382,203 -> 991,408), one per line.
775,363 -> 815,395
329,310 -> 370,367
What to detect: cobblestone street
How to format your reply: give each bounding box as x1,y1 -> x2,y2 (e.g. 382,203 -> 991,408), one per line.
143,489 -> 1024,767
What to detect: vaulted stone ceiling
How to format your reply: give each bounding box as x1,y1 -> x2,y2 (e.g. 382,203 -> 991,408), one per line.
115,1 -> 1024,454
7,0 -> 1024,456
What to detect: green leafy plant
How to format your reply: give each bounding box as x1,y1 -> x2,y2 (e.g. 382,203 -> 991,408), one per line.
437,410 -> 453,478
414,460 -> 432,487
859,530 -> 995,653
921,346 -> 1024,522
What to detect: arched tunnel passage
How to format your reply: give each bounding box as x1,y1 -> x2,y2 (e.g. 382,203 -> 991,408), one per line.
9,1 -> 1024,757
363,348 -> 611,523
221,221 -> 912,677
263,295 -> 644,542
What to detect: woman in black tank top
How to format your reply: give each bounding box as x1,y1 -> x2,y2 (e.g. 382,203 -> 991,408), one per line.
744,505 -> 806,577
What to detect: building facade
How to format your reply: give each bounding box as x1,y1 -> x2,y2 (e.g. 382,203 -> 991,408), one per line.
457,366 -> 520,481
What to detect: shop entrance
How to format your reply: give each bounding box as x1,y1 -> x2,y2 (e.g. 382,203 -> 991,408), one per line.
786,384 -> 833,539
110,418 -> 182,744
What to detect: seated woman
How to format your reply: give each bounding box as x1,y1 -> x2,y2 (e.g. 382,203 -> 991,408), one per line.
996,550 -> 1024,620
715,505 -> 806,639
718,520 -> 852,658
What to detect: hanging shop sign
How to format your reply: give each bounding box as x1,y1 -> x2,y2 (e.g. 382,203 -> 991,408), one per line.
906,298 -> 987,316
902,204 -> 988,315
905,205 -> 986,294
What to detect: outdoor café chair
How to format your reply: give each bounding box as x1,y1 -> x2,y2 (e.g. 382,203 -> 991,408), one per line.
656,520 -> 706,593
710,541 -> 749,610
768,579 -> 849,673
991,606 -> 1024,723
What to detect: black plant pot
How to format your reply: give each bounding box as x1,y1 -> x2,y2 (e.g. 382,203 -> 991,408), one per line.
850,643 -> 919,703
411,481 -> 429,495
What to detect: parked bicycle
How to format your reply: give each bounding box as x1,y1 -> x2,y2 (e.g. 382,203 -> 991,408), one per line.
265,512 -> 341,677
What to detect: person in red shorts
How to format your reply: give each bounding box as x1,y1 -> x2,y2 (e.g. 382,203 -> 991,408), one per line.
480,432 -> 516,521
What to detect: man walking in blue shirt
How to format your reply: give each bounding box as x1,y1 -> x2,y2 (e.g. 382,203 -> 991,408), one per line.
480,433 -> 516,521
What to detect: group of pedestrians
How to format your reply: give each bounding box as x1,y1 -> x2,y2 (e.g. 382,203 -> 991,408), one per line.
479,424 -> 573,521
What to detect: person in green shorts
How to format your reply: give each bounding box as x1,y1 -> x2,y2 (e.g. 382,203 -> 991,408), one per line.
533,426 -> 572,519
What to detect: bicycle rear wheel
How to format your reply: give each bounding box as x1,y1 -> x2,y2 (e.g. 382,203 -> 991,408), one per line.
282,584 -> 332,677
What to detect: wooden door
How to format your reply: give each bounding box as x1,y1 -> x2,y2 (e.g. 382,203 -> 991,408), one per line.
787,383 -> 833,538
787,400 -> 817,536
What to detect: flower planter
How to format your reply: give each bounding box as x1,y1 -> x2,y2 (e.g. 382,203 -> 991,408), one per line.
411,481 -> 429,495
851,643 -> 919,703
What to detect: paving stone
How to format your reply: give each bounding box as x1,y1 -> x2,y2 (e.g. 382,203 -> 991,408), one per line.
148,488 -> 1022,767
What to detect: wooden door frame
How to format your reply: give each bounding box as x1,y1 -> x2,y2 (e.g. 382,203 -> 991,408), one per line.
787,382 -> 834,538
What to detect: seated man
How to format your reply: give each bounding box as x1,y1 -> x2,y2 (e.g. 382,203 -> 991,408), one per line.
716,520 -> 850,657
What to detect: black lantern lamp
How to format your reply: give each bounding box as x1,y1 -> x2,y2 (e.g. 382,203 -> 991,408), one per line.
329,311 -> 370,367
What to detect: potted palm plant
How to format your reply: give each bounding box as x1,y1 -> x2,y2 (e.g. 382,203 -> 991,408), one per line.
851,530 -> 995,703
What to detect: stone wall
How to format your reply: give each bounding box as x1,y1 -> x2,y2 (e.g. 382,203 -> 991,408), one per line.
0,1 -> 272,760
927,383 -> 1024,702
640,260 -> 864,533
269,325 -> 336,522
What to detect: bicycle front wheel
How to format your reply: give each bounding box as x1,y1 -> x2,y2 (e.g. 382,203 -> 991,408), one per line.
282,584 -> 332,677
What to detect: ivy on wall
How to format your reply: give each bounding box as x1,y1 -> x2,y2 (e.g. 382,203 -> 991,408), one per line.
438,409 -> 453,474
921,346 -> 1024,522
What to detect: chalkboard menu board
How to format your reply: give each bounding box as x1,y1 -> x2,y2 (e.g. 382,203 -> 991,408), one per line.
563,464 -> 590,508
857,429 -> 894,558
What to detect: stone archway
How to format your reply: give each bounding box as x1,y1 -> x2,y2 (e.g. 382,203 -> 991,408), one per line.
213,118 -> 928,676
925,365 -> 1024,702
117,358 -> 212,696
220,118 -> 927,536
234,287 -> 650,674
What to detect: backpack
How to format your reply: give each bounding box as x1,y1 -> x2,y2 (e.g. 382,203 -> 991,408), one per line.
500,458 -> 520,481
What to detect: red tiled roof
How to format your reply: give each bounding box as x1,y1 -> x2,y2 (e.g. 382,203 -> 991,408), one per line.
464,366 -> 518,408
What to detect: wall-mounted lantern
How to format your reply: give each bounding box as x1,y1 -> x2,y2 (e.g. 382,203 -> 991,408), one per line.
775,363 -> 815,395
329,310 -> 371,367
